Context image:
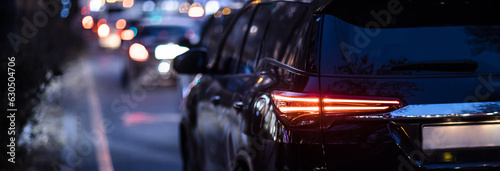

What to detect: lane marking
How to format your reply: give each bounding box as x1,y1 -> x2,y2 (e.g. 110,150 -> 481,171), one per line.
83,59 -> 114,171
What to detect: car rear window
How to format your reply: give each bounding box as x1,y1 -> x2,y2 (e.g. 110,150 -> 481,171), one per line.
320,0 -> 500,75
139,26 -> 187,39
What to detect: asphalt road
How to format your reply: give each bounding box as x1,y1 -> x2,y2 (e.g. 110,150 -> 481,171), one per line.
29,48 -> 184,171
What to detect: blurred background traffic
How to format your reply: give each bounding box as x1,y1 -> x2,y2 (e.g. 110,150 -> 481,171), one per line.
0,0 -> 242,170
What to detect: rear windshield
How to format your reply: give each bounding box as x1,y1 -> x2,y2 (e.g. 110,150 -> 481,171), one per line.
320,0 -> 500,75
139,26 -> 188,40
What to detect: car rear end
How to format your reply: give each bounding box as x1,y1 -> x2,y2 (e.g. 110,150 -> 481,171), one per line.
315,0 -> 500,170
127,18 -> 199,85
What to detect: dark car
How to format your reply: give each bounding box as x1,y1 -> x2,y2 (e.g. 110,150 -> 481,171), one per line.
175,0 -> 500,170
178,7 -> 240,99
121,17 -> 200,87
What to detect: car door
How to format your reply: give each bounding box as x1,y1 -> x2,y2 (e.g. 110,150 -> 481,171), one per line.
221,3 -> 275,170
196,5 -> 256,170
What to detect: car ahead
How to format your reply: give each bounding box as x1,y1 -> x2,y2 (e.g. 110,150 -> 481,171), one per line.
121,17 -> 200,88
175,0 -> 500,170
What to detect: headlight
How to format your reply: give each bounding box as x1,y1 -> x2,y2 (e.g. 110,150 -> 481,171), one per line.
154,43 -> 189,60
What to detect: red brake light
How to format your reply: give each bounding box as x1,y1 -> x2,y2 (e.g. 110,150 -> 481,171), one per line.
322,96 -> 401,114
272,92 -> 320,114
272,91 -> 321,127
271,91 -> 403,127
129,43 -> 148,62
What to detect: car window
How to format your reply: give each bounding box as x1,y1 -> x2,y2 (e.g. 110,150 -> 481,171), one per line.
139,26 -> 186,39
322,0 -> 500,28
201,17 -> 222,67
200,18 -> 217,49
237,4 -> 272,74
320,4 -> 500,75
216,7 -> 254,74
260,2 -> 317,73
202,13 -> 237,70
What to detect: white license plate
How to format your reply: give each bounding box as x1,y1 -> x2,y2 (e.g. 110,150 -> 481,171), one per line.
422,123 -> 500,150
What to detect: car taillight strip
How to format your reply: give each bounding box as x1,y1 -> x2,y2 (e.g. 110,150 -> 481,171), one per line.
323,98 -> 400,104
323,106 -> 390,111
272,91 -> 401,115
273,95 -> 319,102
277,107 -> 320,113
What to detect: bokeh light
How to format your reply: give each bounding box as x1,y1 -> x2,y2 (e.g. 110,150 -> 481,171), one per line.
97,19 -> 107,28
204,1 -> 220,15
214,11 -> 222,18
142,1 -> 156,12
123,0 -> 134,8
162,1 -> 179,11
116,19 -> 127,29
129,43 -> 149,62
129,27 -> 138,36
121,29 -> 135,40
222,8 -> 231,15
98,24 -> 111,39
81,6 -> 90,15
82,16 -> 94,29
185,29 -> 195,40
90,0 -> 103,11
99,33 -> 121,49
157,61 -> 171,73
178,2 -> 190,13
188,3 -> 204,18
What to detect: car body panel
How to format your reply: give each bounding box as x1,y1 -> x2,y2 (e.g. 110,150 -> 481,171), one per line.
178,0 -> 500,171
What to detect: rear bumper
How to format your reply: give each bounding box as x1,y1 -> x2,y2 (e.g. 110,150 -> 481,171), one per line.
322,102 -> 500,170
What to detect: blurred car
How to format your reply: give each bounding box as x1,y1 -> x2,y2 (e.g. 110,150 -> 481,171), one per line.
175,0 -> 500,170
121,17 -> 200,88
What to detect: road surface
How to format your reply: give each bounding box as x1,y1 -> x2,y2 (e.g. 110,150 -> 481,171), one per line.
23,46 -> 183,171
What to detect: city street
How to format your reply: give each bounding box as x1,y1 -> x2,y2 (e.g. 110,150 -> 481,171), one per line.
5,0 -> 500,170
23,46 -> 183,171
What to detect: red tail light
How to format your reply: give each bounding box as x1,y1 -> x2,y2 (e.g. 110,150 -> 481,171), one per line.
322,95 -> 401,115
272,91 -> 320,127
272,91 -> 403,127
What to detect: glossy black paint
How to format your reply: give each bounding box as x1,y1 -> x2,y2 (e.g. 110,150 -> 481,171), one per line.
177,0 -> 500,170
